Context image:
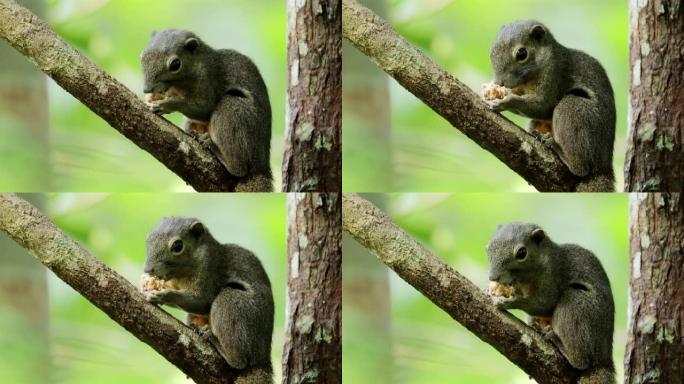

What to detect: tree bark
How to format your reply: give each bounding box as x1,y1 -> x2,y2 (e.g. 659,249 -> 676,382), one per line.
625,193 -> 684,383
0,193 -> 238,384
0,0 -> 240,192
342,193 -> 581,383
282,193 -> 342,384
625,0 -> 684,191
342,0 -> 582,192
283,0 -> 342,192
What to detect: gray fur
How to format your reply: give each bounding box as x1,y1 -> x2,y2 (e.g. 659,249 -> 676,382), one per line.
141,29 -> 273,191
486,222 -> 615,383
145,217 -> 274,384
487,21 -> 616,191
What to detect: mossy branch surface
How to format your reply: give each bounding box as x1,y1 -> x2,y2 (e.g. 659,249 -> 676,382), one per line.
0,0 -> 239,191
342,193 -> 580,383
0,193 -> 238,384
342,0 -> 581,192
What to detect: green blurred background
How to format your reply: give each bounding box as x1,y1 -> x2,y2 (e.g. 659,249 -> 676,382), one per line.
0,193 -> 286,383
343,0 -> 628,192
0,0 -> 285,192
343,193 -> 628,383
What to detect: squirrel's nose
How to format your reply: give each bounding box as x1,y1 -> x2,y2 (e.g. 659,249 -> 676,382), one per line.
144,266 -> 154,274
489,273 -> 500,282
143,86 -> 153,94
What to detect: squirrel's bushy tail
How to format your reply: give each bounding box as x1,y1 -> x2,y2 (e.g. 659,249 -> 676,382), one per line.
576,172 -> 615,192
577,364 -> 615,384
235,365 -> 273,384
235,173 -> 273,192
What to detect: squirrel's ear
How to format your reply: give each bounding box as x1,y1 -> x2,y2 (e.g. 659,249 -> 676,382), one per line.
529,24 -> 546,41
150,30 -> 157,38
184,38 -> 199,53
189,221 -> 204,237
496,223 -> 503,230
531,228 -> 545,244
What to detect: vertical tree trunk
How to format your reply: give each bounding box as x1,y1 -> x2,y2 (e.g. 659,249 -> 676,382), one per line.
341,0 -> 392,190
0,194 -> 49,383
283,0 -> 342,192
625,193 -> 684,383
0,1 -> 49,381
282,193 -> 342,384
624,0 -> 684,191
341,0 -> 392,374
0,0 -> 49,190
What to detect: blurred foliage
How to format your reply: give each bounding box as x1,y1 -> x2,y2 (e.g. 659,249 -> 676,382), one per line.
343,0 -> 628,192
0,0 -> 286,192
343,193 -> 628,383
0,193 -> 287,383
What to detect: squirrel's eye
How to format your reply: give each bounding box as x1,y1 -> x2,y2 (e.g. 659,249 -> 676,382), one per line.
169,58 -> 181,72
170,240 -> 183,253
515,47 -> 528,62
515,246 -> 527,260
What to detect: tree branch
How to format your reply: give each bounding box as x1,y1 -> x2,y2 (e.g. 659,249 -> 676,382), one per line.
0,0 -> 239,192
342,193 -> 580,383
0,193 -> 237,384
342,0 -> 581,192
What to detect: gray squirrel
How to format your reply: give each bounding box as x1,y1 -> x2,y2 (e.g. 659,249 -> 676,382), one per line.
484,20 -> 616,192
141,29 -> 273,192
486,222 -> 614,384
143,217 -> 274,384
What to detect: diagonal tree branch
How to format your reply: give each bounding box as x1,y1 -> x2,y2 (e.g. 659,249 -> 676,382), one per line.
342,193 -> 580,383
342,0 -> 581,192
0,193 -> 237,384
0,0 -> 239,192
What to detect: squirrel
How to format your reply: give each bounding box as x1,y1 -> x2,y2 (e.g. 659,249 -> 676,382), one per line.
484,20 -> 616,192
486,222 -> 615,384
143,217 -> 274,384
141,29 -> 273,192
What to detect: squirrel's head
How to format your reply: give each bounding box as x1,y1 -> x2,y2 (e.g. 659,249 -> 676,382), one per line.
140,29 -> 205,95
489,20 -> 555,89
486,222 -> 549,285
144,216 -> 210,280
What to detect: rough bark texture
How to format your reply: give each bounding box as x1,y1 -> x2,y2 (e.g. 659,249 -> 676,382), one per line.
342,194 -> 581,383
342,0 -> 582,192
0,0 -> 240,192
625,193 -> 684,383
282,193 -> 342,384
0,194 -> 238,384
625,0 -> 684,191
283,0 -> 342,192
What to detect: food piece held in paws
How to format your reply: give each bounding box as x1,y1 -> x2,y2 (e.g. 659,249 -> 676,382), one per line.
488,280 -> 515,298
140,273 -> 165,292
481,82 -> 510,101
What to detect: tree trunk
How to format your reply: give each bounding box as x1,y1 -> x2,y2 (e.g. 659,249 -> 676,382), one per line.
341,0 -> 391,190
0,194 -> 49,383
625,193 -> 684,383
0,1 -> 49,380
342,0 -> 392,374
283,0 -> 342,192
282,193 -> 342,384
624,0 -> 684,191
0,0 -> 49,190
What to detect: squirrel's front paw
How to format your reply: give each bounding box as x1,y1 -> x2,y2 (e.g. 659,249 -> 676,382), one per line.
490,294 -> 515,309
485,96 -> 512,112
143,289 -> 170,305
